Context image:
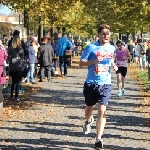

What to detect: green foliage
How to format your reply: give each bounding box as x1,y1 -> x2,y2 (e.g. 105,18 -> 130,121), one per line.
0,0 -> 150,37
137,70 -> 150,91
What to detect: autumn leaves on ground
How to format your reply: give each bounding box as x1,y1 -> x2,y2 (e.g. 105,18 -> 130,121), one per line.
1,62 -> 150,127
1,84 -> 41,124
128,65 -> 150,124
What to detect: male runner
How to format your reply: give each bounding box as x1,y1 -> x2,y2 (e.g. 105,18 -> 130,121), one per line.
79,24 -> 118,149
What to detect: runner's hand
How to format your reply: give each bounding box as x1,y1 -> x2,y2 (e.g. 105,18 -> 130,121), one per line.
96,55 -> 103,63
122,56 -> 127,60
113,65 -> 118,71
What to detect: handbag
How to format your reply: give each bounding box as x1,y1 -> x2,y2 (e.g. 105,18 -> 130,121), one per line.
65,50 -> 72,56
65,42 -> 72,56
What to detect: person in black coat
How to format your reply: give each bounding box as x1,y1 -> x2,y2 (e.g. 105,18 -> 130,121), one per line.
8,35 -> 25,101
38,37 -> 54,82
6,30 -> 28,93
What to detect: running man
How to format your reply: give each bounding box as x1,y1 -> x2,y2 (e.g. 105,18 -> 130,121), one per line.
114,40 -> 130,97
79,24 -> 118,149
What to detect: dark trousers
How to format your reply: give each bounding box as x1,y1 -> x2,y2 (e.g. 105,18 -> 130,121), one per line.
52,58 -> 58,71
59,56 -> 71,75
40,66 -> 51,80
10,71 -> 23,98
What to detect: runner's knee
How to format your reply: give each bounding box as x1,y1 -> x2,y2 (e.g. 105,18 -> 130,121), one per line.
98,110 -> 106,118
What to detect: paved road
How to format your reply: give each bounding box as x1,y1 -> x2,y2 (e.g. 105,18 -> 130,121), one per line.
0,68 -> 149,150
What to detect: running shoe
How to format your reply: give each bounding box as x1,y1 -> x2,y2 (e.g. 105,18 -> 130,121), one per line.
83,117 -> 94,135
122,89 -> 124,96
117,91 -> 122,97
94,140 -> 103,149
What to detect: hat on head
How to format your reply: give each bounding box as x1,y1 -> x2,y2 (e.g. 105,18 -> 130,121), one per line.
13,30 -> 20,37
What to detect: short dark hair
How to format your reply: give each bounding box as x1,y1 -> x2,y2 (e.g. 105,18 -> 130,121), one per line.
116,40 -> 124,46
43,37 -> 48,43
62,32 -> 67,36
98,24 -> 110,34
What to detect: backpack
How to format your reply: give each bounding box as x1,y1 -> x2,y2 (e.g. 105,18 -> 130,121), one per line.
9,47 -> 25,72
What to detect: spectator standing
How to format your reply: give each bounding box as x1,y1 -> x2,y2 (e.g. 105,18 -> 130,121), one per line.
38,37 -> 54,82
26,38 -> 37,84
8,35 -> 25,101
146,43 -> 150,80
56,32 -> 72,77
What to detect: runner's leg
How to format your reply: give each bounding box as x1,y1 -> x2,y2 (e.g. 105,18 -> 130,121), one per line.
117,73 -> 122,90
96,104 -> 106,140
85,106 -> 94,123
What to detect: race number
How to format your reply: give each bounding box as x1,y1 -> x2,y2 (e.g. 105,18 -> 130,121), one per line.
116,61 -> 125,67
94,64 -> 109,75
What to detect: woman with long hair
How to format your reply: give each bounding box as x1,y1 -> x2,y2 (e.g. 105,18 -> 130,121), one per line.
8,35 -> 25,101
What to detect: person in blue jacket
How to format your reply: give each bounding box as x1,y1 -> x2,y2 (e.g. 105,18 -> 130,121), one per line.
26,38 -> 37,84
56,32 -> 72,77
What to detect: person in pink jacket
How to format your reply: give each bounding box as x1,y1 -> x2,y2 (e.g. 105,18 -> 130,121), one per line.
0,42 -> 7,118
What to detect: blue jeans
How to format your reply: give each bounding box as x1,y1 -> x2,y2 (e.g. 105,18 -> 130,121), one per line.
27,64 -> 35,82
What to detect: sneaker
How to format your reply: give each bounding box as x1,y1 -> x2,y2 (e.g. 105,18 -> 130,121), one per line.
19,89 -> 25,94
38,79 -> 43,82
15,97 -> 20,101
94,140 -> 103,149
117,91 -> 122,97
32,82 -> 37,84
5,87 -> 11,93
122,89 -> 124,96
83,117 -> 94,135
22,78 -> 27,83
55,71 -> 58,75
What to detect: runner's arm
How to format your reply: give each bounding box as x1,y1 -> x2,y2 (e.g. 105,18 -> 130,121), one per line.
79,59 -> 97,66
111,58 -> 116,67
79,44 -> 100,66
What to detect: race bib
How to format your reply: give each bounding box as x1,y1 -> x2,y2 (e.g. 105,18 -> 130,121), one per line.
94,64 -> 109,75
116,61 -> 125,67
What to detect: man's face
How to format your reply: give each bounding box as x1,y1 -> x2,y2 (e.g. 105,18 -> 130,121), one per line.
98,29 -> 110,44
